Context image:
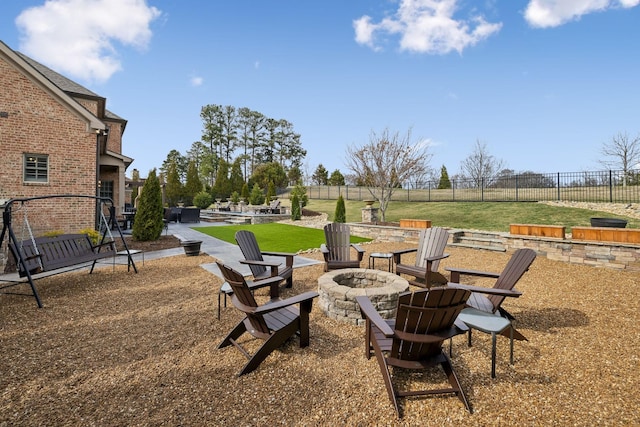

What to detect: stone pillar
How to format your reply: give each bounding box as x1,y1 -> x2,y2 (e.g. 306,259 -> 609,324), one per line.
117,165 -> 126,214
361,207 -> 379,223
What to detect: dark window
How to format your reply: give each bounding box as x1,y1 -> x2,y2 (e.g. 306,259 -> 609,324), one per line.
99,180 -> 114,200
24,154 -> 48,183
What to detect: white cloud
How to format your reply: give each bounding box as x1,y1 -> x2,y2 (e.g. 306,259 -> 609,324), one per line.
190,76 -> 204,87
524,0 -> 640,28
353,0 -> 502,54
15,0 -> 161,83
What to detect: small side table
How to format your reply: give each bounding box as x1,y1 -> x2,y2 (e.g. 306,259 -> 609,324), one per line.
218,282 -> 233,320
369,252 -> 393,272
115,249 -> 143,272
457,307 -> 513,378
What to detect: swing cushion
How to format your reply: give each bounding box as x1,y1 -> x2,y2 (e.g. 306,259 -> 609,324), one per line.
9,234 -> 116,276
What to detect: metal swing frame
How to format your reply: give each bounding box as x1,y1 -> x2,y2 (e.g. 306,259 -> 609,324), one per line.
0,194 -> 137,308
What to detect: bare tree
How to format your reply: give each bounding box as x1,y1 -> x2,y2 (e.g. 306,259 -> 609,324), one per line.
345,128 -> 432,222
599,131 -> 640,186
459,140 -> 505,187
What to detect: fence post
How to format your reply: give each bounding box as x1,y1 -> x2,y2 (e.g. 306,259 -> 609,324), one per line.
609,170 -> 613,202
557,173 -> 560,201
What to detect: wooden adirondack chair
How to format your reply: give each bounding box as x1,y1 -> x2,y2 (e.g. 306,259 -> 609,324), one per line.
216,262 -> 319,376
392,227 -> 450,288
320,222 -> 365,272
356,286 -> 472,417
235,230 -> 295,296
445,248 -> 537,341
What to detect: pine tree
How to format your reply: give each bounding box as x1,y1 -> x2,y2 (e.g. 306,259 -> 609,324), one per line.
183,160 -> 203,206
266,181 -> 276,204
213,159 -> 231,199
132,169 -> 164,241
229,158 -> 245,195
165,161 -> 183,206
249,183 -> 265,205
290,180 -> 308,208
240,183 -> 250,200
438,165 -> 452,189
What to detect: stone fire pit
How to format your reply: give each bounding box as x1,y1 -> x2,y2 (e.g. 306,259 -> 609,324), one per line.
317,268 -> 409,325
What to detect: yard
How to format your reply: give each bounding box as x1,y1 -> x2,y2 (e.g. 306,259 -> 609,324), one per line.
0,239 -> 638,426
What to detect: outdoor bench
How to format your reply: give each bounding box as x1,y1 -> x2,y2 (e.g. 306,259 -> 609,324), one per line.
9,233 -> 117,276
3,233 -> 122,307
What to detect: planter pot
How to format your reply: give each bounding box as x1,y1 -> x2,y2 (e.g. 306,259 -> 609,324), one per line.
181,240 -> 202,256
590,217 -> 628,228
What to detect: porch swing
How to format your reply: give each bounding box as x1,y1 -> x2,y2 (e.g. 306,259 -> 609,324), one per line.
0,194 -> 137,308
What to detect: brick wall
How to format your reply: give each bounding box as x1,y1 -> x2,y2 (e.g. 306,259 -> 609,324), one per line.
1,56 -> 97,234
105,121 -> 122,153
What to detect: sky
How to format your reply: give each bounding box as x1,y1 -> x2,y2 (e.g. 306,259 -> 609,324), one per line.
2,0 -> 640,180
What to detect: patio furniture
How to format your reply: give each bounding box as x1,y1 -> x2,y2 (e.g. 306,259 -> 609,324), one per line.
457,307 -> 514,378
121,210 -> 136,230
216,261 -> 318,376
392,227 -> 449,288
217,281 -> 233,320
320,222 -> 365,271
235,230 -> 295,295
164,207 -> 181,223
217,201 -> 232,212
257,200 -> 281,214
369,252 -> 393,272
356,286 -> 472,417
445,248 -> 536,341
179,207 -> 200,223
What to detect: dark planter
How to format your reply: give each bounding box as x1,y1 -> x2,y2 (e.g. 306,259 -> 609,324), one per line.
181,240 -> 202,256
590,217 -> 628,228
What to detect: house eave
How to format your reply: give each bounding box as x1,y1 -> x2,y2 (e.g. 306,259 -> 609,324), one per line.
0,40 -> 105,132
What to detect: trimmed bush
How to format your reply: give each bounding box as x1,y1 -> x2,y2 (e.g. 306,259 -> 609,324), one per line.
193,191 -> 213,209
291,194 -> 301,220
132,169 -> 164,241
334,194 -> 346,223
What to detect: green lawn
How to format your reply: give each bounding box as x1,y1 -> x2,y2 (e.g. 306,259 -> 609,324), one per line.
306,200 -> 639,231
196,223 -> 371,253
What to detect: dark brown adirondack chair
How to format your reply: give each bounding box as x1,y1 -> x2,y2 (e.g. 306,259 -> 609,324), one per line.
216,262 -> 319,376
392,227 -> 450,288
445,248 -> 537,341
235,230 -> 295,297
356,286 -> 472,417
320,222 -> 365,271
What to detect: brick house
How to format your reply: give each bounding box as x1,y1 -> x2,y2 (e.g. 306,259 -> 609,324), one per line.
0,40 -> 134,235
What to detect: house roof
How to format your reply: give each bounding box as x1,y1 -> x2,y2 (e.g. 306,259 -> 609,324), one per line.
16,51 -> 103,99
15,50 -> 111,119
0,40 -> 105,131
5,41 -> 128,130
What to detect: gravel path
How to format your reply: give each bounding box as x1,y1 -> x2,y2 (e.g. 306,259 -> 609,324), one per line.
1,239 -> 638,426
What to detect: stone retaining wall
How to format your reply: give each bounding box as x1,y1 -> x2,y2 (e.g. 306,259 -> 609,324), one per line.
348,223 -> 640,272
505,235 -> 640,271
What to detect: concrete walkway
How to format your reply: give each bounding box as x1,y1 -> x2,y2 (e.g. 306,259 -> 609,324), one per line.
135,220 -> 321,279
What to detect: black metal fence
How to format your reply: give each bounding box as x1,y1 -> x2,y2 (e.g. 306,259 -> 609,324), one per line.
305,169 -> 640,203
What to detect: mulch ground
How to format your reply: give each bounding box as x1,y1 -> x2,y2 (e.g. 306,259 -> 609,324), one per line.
1,236 -> 638,426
